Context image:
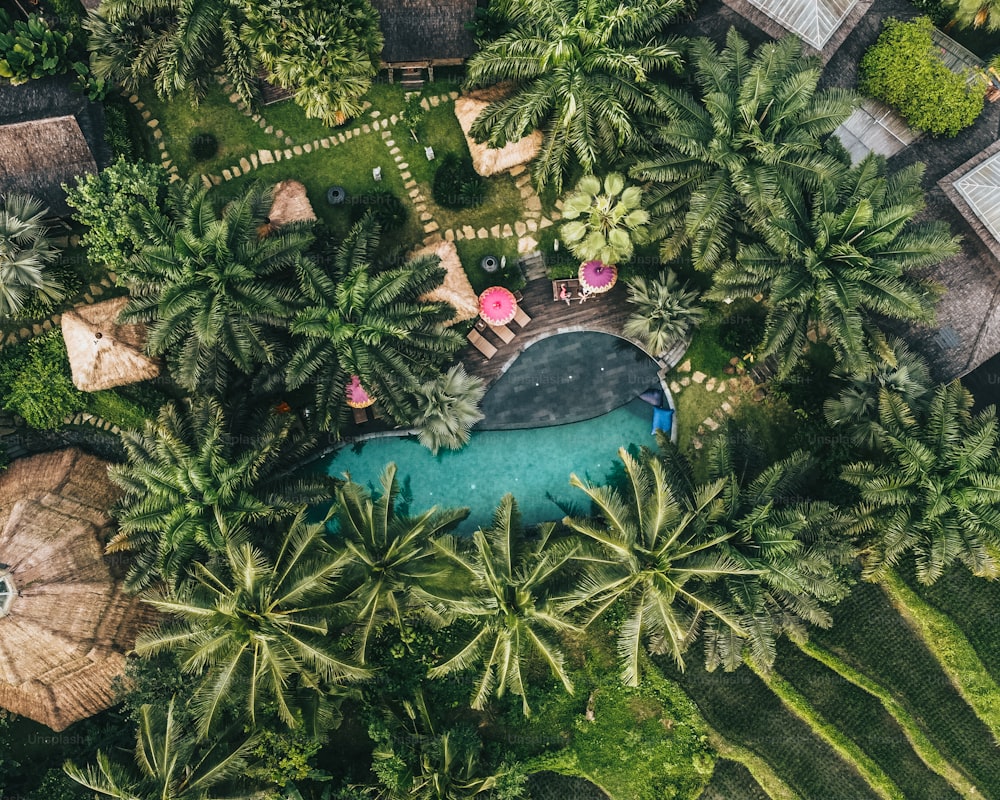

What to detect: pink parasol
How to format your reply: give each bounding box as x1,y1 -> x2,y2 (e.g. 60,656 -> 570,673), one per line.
579,261 -> 618,294
478,286 -> 517,326
345,374 -> 375,408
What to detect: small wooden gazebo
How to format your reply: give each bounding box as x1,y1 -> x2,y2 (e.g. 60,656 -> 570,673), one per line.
61,296 -> 161,392
0,449 -> 152,731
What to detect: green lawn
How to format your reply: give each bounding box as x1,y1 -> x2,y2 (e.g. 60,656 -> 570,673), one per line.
454,237 -> 522,294
420,173 -> 525,235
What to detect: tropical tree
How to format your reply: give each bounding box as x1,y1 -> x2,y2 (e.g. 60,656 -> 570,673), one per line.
842,381 -> 1000,585
691,434 -> 853,671
137,510 -> 370,735
560,173 -> 649,266
707,155 -> 952,378
120,180 -> 308,393
413,365 -> 486,455
950,0 -> 1000,33
330,464 -> 468,663
0,192 -> 62,319
824,335 -> 932,450
632,29 -> 855,272
287,214 -> 464,432
243,0 -> 382,126
464,0 -> 685,193
623,270 -> 704,355
424,496 -> 580,714
85,0 -> 259,105
64,699 -> 261,800
108,397 -> 331,591
562,448 -> 756,685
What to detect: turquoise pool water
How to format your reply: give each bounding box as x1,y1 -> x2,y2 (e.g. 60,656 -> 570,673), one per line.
326,398 -> 656,531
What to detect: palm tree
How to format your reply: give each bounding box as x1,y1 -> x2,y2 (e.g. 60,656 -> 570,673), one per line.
824,335 -> 932,450
85,0 -> 259,105
842,381 -> 1000,585
425,496 -> 580,714
330,464 -> 468,663
623,270 -> 704,355
120,180 -> 308,393
561,173 -> 649,266
562,448 -> 756,685
287,215 -> 464,432
64,699 -> 261,800
464,0 -> 686,193
632,30 -> 855,272
108,397 -> 331,591
414,365 -> 486,455
136,510 -> 370,735
692,434 -> 853,672
950,0 -> 1000,29
707,156 -> 952,378
0,193 -> 62,319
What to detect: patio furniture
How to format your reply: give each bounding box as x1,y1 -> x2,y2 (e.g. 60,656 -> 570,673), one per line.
490,322 -> 516,344
481,255 -> 499,273
551,278 -> 582,302
467,328 -> 497,360
512,306 -> 531,329
326,186 -> 346,205
425,146 -> 435,160
373,166 -> 382,181
353,406 -> 370,425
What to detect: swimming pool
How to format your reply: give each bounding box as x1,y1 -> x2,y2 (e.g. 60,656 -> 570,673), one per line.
326,397 -> 657,531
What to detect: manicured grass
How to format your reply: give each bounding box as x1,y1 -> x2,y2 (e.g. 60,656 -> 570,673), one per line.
812,581 -> 1000,796
670,659 -> 882,800
775,641 -> 962,800
421,173 -> 525,235
697,758 -> 771,800
261,96 -> 342,145
678,323 -> 736,377
454,237 -> 522,294
395,103 -> 469,187
674,382 -> 724,453
138,82 -> 281,178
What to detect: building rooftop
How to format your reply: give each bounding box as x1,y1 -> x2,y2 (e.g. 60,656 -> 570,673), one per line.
370,0 -> 477,65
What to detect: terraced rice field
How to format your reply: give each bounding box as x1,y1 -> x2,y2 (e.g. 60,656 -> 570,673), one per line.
696,759 -> 770,800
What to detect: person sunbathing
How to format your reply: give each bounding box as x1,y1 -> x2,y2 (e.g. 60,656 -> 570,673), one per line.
559,283 -> 571,305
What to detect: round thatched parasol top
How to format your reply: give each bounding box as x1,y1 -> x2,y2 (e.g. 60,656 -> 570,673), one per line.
266,179 -> 317,229
454,87 -> 543,178
414,239 -> 480,325
61,296 -> 161,392
0,449 -> 154,731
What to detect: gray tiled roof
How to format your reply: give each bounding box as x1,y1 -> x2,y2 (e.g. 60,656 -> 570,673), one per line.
371,0 -> 477,64
745,0 -> 861,47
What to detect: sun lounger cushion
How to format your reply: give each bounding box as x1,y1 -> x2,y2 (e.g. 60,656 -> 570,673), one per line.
652,407 -> 674,435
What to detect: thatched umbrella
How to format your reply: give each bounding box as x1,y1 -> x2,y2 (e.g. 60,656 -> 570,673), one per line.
265,179 -> 317,231
61,296 -> 161,392
414,240 -> 480,325
454,87 -> 542,177
0,449 -> 154,731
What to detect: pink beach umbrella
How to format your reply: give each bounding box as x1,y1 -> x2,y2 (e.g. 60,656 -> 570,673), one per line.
478,286 -> 517,326
345,374 -> 375,408
579,260 -> 618,294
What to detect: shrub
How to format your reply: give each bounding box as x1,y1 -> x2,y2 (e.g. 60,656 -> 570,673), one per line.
349,189 -> 408,231
717,300 -> 766,356
103,102 -> 136,160
189,131 -> 219,162
0,11 -> 75,85
432,152 -> 487,209
15,259 -> 82,320
0,331 -> 85,430
860,17 -> 985,136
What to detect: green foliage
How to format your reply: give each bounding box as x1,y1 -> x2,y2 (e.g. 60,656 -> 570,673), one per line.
950,0 -> 1000,31
413,364 -> 486,454
399,94 -> 426,138
0,11 -> 75,84
0,192 -> 63,319
188,131 -> 218,162
860,17 -> 985,136
432,153 -> 487,210
623,270 -> 704,355
561,173 -> 649,265
86,389 -> 154,430
245,726 -> 325,788
102,102 -> 136,160
64,158 -> 169,274
0,331 -> 84,430
349,189 -> 409,231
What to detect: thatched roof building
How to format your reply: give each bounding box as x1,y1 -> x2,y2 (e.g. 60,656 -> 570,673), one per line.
267,180 -> 317,228
61,297 -> 161,392
0,76 -> 105,217
455,88 -> 542,177
414,240 -> 479,324
0,449 -> 151,731
371,0 -> 477,66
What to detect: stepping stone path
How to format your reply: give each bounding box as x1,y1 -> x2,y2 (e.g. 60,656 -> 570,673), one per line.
670,370 -> 759,451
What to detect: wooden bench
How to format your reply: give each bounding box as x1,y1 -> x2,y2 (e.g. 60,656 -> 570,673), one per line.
552,278 -> 582,302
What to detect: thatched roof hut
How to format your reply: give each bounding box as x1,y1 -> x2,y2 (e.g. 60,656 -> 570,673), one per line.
414,240 -> 479,324
0,449 -> 152,731
370,0 -> 477,65
266,180 -> 317,228
61,296 -> 161,392
454,88 -> 542,177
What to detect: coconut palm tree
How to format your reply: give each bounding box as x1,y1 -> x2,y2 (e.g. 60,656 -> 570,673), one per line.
425,496 -> 580,714
632,30 -> 855,272
413,365 -> 486,455
120,180 -> 307,393
689,434 -> 853,672
137,510 -> 370,735
562,448 -> 757,685
560,173 -> 649,266
464,0 -> 686,193
64,698 -> 261,800
85,0 -> 259,105
108,397 -> 331,591
842,381 -> 1000,585
0,193 -> 62,319
707,156 -> 952,378
950,0 -> 1000,29
623,270 -> 704,355
330,464 -> 468,663
287,214 -> 464,433
824,335 -> 933,450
